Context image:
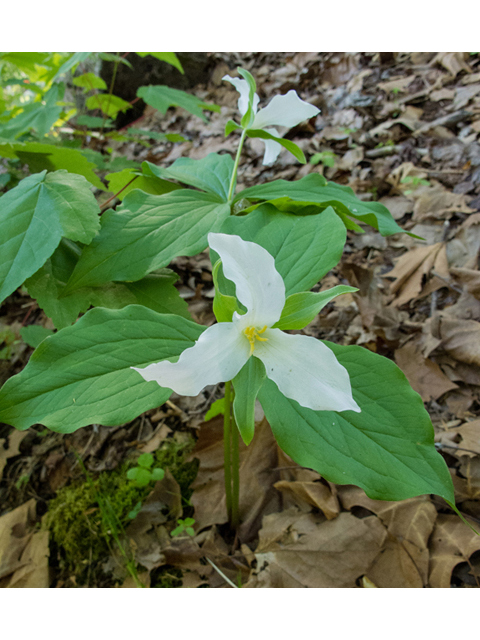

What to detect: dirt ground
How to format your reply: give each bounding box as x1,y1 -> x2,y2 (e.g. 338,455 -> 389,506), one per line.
1,52 -> 480,588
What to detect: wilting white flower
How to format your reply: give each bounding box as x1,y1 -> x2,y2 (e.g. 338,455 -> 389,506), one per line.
223,75 -> 320,165
133,233 -> 360,414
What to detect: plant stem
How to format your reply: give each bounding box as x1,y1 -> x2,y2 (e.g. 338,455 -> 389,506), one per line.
223,381 -> 233,523
231,408 -> 240,529
226,128 -> 247,205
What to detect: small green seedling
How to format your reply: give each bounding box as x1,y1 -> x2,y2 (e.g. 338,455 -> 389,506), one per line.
400,175 -> 430,195
127,452 -> 165,487
310,150 -> 337,168
205,397 -> 226,421
171,518 -> 196,537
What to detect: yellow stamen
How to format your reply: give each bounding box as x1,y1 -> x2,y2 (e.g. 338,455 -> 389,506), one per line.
244,325 -> 268,355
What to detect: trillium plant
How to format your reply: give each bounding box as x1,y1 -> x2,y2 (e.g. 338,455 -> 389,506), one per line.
0,68 -> 464,530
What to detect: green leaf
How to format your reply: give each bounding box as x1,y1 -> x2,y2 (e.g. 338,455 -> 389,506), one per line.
20,325 -> 54,349
220,204 -> 347,295
0,141 -> 105,190
75,115 -> 114,129
0,170 -> 100,304
151,468 -> 165,481
225,119 -> 242,136
126,128 -> 185,143
0,305 -> 204,432
204,397 -> 226,421
137,85 -> 219,122
51,52 -> 92,82
258,342 -> 454,503
26,240 -> 190,329
137,452 -> 154,468
64,190 -> 230,291
212,260 -> 241,322
233,357 -> 266,445
86,94 -> 132,119
136,52 -> 184,73
145,153 -> 233,202
246,129 -> 306,164
274,285 -> 358,330
106,168 -> 181,201
73,73 -> 107,91
235,173 -> 404,236
237,68 -> 257,129
0,85 -> 64,139
128,467 -> 152,487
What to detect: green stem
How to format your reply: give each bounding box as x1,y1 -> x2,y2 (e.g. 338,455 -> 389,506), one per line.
226,128 -> 247,206
231,406 -> 240,529
223,381 -> 233,523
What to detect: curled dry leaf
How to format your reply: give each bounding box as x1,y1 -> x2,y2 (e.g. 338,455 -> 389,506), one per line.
273,479 -> 340,520
244,508 -> 387,588
437,317 -> 480,367
394,337 -> 458,402
386,242 -> 449,307
189,417 -> 281,542
450,267 -> 480,299
429,514 -> 480,588
338,486 -> 438,588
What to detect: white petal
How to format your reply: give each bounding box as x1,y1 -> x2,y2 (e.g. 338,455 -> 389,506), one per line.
223,75 -> 259,117
252,90 -> 320,130
254,330 -> 361,413
261,127 -> 282,166
208,232 -> 285,328
132,322 -> 250,396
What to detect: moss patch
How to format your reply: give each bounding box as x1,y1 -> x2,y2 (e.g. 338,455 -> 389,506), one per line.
46,434 -> 198,586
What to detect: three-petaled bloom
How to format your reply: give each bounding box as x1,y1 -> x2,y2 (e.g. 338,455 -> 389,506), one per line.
223,74 -> 320,166
132,233 -> 360,414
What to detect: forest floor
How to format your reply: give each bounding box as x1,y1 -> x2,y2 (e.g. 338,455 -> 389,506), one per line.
1,52 -> 480,588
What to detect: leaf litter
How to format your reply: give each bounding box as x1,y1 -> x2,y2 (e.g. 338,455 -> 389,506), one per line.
1,52 -> 480,587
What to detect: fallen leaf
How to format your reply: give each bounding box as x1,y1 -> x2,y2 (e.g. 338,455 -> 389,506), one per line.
386,242 -> 449,307
429,514 -> 480,588
6,530 -> 50,588
412,184 -> 473,222
394,338 -> 458,401
432,53 -> 471,78
244,509 -> 387,588
450,267 -> 480,299
339,487 -> 437,587
0,500 -> 39,585
0,430 -> 28,479
273,479 -> 340,519
189,417 -> 281,542
437,317 -> 480,367
378,75 -> 416,94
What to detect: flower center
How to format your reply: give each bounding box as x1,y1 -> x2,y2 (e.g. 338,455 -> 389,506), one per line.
244,325 -> 268,355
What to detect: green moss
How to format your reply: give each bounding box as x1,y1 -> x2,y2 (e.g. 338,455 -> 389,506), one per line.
46,433 -> 199,585
151,565 -> 183,588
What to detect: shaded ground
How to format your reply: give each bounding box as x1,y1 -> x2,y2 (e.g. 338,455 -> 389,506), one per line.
1,52 -> 480,588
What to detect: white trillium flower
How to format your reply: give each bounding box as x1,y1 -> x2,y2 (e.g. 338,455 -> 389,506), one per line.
223,75 -> 320,166
132,233 -> 360,414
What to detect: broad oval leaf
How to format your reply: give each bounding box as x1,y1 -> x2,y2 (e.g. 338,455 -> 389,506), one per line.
145,153 -> 234,202
0,305 -> 204,432
137,85 -> 219,122
219,204 -> 346,295
0,170 -> 100,304
235,173 -> 404,236
64,190 -> 230,291
258,342 -> 454,503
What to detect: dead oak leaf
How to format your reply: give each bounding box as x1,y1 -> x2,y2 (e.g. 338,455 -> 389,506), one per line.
429,514 -> 480,588
386,242 -> 449,307
394,337 -> 458,402
244,509 -> 387,588
437,317 -> 480,367
338,487 -> 438,588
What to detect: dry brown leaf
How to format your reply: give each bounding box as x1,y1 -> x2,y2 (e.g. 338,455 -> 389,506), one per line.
190,417 -> 281,542
429,514 -> 480,588
394,338 -> 458,401
386,242 -> 449,307
244,509 -> 387,588
273,479 -> 340,519
432,53 -> 471,77
436,419 -> 480,459
338,487 -> 437,587
450,267 -> 480,299
0,500 -> 42,586
412,184 -> 473,222
6,530 -> 50,588
437,317 -> 480,367
378,75 -> 416,94
453,84 -> 480,110
0,430 -> 28,479
379,196 -> 413,220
